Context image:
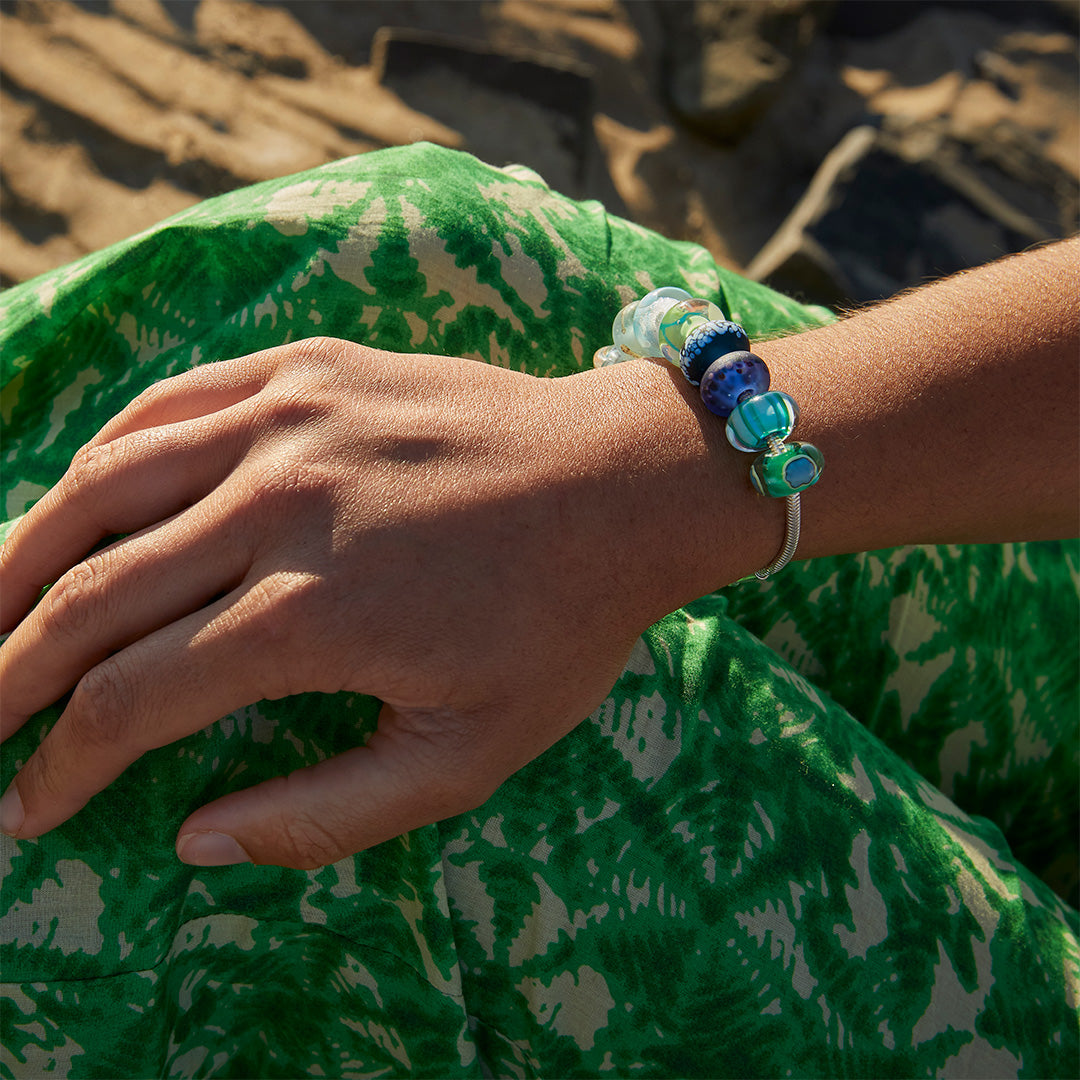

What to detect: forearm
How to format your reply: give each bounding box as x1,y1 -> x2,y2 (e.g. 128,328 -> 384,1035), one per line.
572,237 -> 1079,624
766,236 -> 1079,555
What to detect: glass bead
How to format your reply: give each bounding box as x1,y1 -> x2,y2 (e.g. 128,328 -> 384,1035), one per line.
725,391 -> 800,452
632,286 -> 692,359
593,343 -> 626,368
681,321 -> 752,386
750,442 -> 824,497
698,349 -> 768,416
612,300 -> 643,356
659,298 -> 724,366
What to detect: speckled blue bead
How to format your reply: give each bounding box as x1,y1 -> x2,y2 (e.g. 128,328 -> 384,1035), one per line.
698,350 -> 769,417
750,442 -> 824,497
725,391 -> 799,452
679,320 -> 751,385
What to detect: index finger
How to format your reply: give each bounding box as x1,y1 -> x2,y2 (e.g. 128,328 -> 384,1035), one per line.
84,351 -> 277,450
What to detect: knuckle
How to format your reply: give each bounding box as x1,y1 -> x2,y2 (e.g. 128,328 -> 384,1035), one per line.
245,456 -> 335,514
67,661 -> 138,749
274,809 -> 346,870
246,571 -> 325,641
284,335 -> 355,374
293,334 -> 340,358
392,710 -> 499,818
65,439 -> 120,493
40,560 -> 104,641
220,573 -> 328,694
19,747 -> 69,809
256,367 -> 340,432
257,390 -> 323,431
126,378 -> 170,412
117,378 -> 175,425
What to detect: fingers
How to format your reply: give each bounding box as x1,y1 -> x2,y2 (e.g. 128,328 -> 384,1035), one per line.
0,504 -> 253,741
0,404 -> 251,632
0,572 -> 311,840
0,352 -> 279,632
173,649 -> 636,870
175,703 -> 502,869
86,352 -> 276,448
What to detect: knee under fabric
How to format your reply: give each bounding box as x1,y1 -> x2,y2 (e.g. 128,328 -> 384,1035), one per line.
1,143 -> 1076,1078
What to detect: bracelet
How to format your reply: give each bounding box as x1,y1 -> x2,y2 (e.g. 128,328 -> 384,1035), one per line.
594,287 -> 823,580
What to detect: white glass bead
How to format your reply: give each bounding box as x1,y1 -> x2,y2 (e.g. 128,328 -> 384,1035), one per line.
612,300 -> 643,356
632,286 -> 692,358
593,343 -> 626,368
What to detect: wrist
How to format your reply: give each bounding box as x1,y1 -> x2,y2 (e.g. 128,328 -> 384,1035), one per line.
558,359 -> 781,621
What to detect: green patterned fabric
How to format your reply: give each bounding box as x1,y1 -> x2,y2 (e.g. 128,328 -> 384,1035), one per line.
1,143 -> 1076,1078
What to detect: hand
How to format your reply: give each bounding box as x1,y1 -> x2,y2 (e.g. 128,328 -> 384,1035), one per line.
1,338 -> 695,868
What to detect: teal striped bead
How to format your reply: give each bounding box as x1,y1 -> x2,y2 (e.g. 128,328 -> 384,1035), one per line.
659,297 -> 724,365
725,391 -> 799,452
750,441 -> 824,497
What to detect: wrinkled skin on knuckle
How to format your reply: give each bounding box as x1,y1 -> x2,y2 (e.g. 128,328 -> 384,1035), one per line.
242,453 -> 342,522
65,439 -> 121,501
389,709 -> 503,818
230,571 -> 336,695
66,659 -> 139,751
283,335 -> 357,373
122,377 -> 173,419
259,339 -> 364,426
17,746 -> 75,821
253,383 -> 332,436
276,816 -> 344,870
39,560 -> 104,642
264,776 -> 351,869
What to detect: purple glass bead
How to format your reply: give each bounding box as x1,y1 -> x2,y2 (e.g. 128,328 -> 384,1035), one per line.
699,351 -> 770,418
679,320 -> 751,384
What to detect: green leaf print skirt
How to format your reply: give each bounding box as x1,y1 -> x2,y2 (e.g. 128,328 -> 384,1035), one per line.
1,143 -> 1077,1079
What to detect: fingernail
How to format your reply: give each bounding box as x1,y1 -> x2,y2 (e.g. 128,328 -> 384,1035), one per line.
0,784 -> 24,836
176,831 -> 252,866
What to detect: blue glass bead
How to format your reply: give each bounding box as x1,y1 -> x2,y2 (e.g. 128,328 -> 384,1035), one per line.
725,391 -> 799,452
750,442 -> 824,497
681,320 -> 752,386
659,298 -> 724,366
698,350 -> 769,417
632,286 -> 692,358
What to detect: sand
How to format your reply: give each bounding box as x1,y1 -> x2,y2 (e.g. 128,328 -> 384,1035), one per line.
1,0 -> 1077,289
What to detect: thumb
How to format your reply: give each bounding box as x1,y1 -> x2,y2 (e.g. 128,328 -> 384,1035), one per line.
175,703 -> 498,869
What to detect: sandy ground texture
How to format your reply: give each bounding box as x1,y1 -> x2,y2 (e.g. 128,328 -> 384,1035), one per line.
1,0 -> 1077,294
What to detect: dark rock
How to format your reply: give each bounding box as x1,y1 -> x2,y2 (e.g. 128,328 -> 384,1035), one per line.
828,0 -> 1079,39
659,0 -> 835,142
747,125 -> 1057,309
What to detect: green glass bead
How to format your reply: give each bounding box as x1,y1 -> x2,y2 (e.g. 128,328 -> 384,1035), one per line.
726,391 -> 799,452
750,441 -> 823,497
658,298 -> 723,366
